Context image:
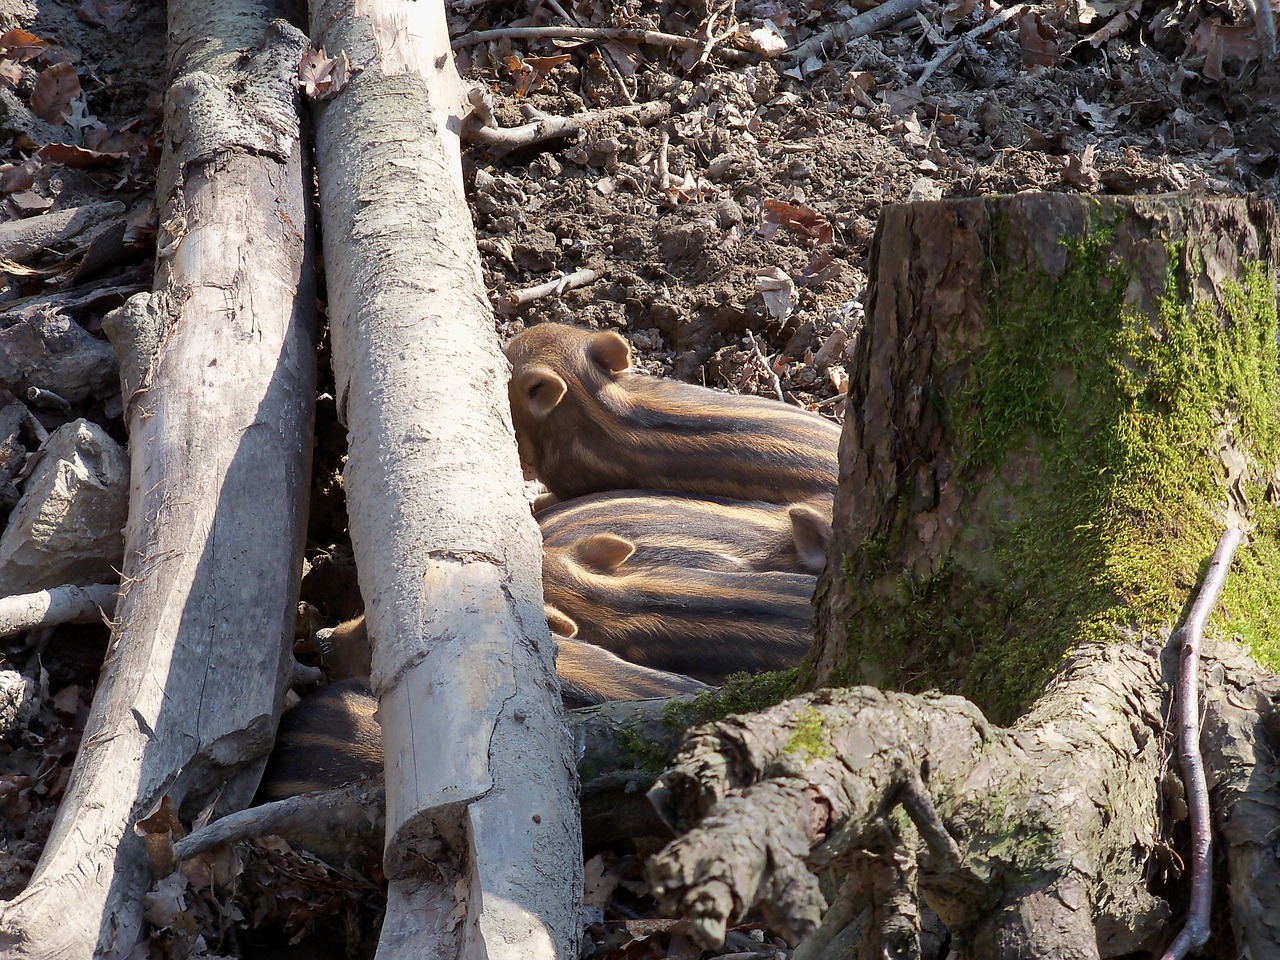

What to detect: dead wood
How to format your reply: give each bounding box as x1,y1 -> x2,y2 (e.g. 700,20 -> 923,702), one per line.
173,693 -> 699,865
464,92 -> 670,156
648,643 -> 1173,957
0,201 -> 125,264
306,0 -> 583,956
0,582 -> 116,636
0,4 -> 316,956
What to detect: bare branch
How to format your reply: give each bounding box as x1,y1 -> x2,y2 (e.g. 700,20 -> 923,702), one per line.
1162,527 -> 1242,960
0,583 -> 117,637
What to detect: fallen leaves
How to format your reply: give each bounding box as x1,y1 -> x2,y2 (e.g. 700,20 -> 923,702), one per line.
298,47 -> 351,101
760,198 -> 834,246
30,61 -> 80,124
505,52 -> 572,96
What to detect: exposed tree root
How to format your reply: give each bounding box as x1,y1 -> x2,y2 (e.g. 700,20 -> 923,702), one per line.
646,641 -> 1280,959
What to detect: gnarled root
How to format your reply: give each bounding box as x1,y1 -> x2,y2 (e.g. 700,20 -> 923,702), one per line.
645,642 -> 1279,959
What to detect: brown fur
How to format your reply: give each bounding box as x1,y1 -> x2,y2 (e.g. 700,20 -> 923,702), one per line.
258,644 -> 706,799
257,679 -> 383,802
505,323 -> 841,504
542,534 -> 817,684
537,490 -> 831,575
305,614 -> 706,705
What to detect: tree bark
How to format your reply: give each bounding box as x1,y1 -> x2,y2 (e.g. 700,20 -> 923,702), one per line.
648,640 -> 1280,959
811,193 -> 1280,723
645,194 -> 1280,958
307,2 -> 582,958
0,3 -> 316,956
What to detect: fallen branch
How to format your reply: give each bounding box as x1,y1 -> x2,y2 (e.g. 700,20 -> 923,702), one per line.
0,582 -> 117,637
1162,527 -> 1241,960
464,96 -> 669,155
174,694 -> 696,864
915,3 -> 1028,86
0,201 -> 125,264
174,779 -> 385,869
497,268 -> 598,313
744,330 -> 784,402
455,24 -> 722,51
788,0 -> 926,63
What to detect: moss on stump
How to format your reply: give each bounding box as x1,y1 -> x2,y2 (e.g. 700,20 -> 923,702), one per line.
810,194 -> 1280,723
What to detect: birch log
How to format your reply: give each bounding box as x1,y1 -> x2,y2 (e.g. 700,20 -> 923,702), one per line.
307,2 -> 582,957
0,3 -> 316,956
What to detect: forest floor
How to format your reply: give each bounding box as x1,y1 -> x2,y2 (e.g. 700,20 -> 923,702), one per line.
0,0 -> 1276,955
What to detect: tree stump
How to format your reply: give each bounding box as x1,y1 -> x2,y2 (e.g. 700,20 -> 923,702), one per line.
645,194 -> 1280,959
812,193 -> 1280,723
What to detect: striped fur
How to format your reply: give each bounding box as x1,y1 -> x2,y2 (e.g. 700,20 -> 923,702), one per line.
304,614 -> 706,706
537,490 -> 831,575
543,535 -> 817,684
258,644 -> 706,799
257,679 -> 383,802
505,323 -> 841,504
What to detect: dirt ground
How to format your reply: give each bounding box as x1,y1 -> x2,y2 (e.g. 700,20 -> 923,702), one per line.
0,0 -> 1275,955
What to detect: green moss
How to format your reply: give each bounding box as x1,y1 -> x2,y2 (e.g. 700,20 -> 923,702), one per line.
662,668 -> 800,731
783,705 -> 831,761
837,209 -> 1280,722
612,721 -> 675,780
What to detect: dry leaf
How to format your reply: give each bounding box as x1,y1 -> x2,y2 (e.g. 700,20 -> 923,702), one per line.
583,854 -> 623,910
298,47 -> 351,100
50,684 -> 81,715
1018,9 -> 1058,69
756,266 -> 796,324
1085,8 -> 1138,46
76,0 -> 132,31
1189,19 -> 1258,81
761,198 -> 834,245
505,52 -> 570,96
0,157 -> 41,195
0,29 -> 48,61
30,61 -> 80,123
841,70 -> 876,107
0,59 -> 21,89
1061,142 -> 1099,190
142,872 -> 189,929
37,141 -> 125,167
743,19 -> 788,56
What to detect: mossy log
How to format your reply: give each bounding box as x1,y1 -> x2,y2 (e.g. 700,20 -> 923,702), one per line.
644,194 -> 1280,959
812,193 -> 1280,722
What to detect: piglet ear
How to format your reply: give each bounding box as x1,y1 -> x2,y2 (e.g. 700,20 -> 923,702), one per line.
515,366 -> 568,418
788,504 -> 832,574
573,532 -> 636,572
545,604 -> 578,638
587,330 -> 631,374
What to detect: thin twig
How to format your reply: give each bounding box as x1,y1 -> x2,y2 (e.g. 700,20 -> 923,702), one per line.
455,24 -> 708,50
745,330 -> 785,402
1162,526 -> 1242,960
916,3 -> 1028,86
654,128 -> 671,194
788,0 -> 926,62
497,268 -> 598,313
464,100 -> 669,156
